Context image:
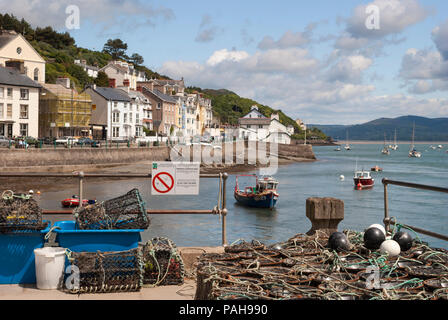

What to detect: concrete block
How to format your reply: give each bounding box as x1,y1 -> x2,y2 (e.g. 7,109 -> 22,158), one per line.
306,197 -> 344,236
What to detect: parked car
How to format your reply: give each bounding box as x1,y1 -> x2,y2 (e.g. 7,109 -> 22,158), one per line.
0,135 -> 12,146
78,137 -> 101,148
55,136 -> 78,145
39,137 -> 56,145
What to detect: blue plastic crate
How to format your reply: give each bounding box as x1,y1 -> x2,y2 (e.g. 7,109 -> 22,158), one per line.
0,221 -> 51,284
53,221 -> 143,253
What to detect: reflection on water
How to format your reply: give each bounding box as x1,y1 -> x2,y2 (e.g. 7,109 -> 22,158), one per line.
37,143 -> 448,248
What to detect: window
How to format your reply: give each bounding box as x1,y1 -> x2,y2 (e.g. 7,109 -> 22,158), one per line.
112,112 -> 120,123
259,125 -> 263,129
123,113 -> 127,123
20,105 -> 28,119
113,127 -> 119,137
0,103 -> 3,118
20,123 -> 28,137
34,68 -> 39,81
0,87 -> 3,98
135,126 -> 141,137
135,113 -> 139,124
129,113 -> 133,123
247,125 -> 251,129
157,102 -> 161,109
6,104 -> 12,118
7,88 -> 13,99
113,102 -> 118,109
20,89 -> 29,100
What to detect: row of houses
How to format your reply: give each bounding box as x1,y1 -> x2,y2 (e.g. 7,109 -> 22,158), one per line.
0,29 -> 298,144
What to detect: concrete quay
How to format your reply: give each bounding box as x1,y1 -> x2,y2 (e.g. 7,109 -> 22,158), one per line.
0,246 -> 224,300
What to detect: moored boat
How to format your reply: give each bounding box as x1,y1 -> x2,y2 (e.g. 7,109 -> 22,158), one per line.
234,175 -> 279,209
353,171 -> 374,189
61,196 -> 96,208
371,165 -> 382,172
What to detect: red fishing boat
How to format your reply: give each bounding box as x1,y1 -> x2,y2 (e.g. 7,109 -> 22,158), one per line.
61,196 -> 96,208
353,170 -> 374,190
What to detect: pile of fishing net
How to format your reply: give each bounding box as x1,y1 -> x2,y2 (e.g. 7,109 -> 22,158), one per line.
65,248 -> 143,294
141,237 -> 185,286
195,231 -> 448,300
74,188 -> 150,230
0,190 -> 47,232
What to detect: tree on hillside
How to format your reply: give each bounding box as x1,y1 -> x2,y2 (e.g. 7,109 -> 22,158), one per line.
129,53 -> 144,66
94,71 -> 109,87
103,38 -> 128,60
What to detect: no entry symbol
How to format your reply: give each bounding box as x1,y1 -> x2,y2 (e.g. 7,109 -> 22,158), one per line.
152,172 -> 174,194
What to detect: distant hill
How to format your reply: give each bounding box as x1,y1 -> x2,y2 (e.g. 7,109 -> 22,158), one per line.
311,116 -> 448,141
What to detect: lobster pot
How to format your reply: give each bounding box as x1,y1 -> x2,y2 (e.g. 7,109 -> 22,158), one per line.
142,237 -> 185,286
74,189 -> 150,230
67,248 -> 143,294
0,195 -> 47,232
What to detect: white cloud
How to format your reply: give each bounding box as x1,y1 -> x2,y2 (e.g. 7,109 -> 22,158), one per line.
206,49 -> 249,66
432,19 -> 448,60
0,0 -> 174,30
346,0 -> 429,39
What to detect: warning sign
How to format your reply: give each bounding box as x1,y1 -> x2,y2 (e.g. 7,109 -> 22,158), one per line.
151,162 -> 200,195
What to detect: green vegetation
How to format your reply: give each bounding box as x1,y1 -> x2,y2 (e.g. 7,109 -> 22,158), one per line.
313,116 -> 448,141
0,13 -> 170,91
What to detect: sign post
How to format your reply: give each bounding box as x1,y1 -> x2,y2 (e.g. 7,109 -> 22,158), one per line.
151,162 -> 200,195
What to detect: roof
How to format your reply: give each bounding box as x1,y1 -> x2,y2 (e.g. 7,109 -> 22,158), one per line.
0,66 -> 41,88
42,83 -> 91,100
239,118 -> 271,125
90,86 -> 131,102
141,87 -> 178,103
127,89 -> 151,104
0,31 -> 16,49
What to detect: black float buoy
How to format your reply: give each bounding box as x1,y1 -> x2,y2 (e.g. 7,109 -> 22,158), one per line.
363,227 -> 386,250
328,232 -> 350,252
393,231 -> 413,252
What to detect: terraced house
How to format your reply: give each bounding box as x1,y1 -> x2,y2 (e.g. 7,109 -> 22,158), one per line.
0,65 -> 41,138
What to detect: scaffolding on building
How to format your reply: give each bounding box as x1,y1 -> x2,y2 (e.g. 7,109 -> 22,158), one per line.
39,84 -> 92,138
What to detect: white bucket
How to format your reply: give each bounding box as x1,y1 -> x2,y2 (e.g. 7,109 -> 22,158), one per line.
34,247 -> 66,290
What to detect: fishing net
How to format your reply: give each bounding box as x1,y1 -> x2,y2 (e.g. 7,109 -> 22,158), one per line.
66,248 -> 143,294
195,230 -> 448,300
141,237 -> 185,286
0,191 -> 47,232
74,188 -> 149,230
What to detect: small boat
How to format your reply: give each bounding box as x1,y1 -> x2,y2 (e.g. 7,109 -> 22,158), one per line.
234,175 -> 279,208
381,133 -> 390,155
371,165 -> 382,172
354,170 -> 375,189
344,131 -> 351,150
390,129 -> 398,150
409,123 -> 421,158
430,145 -> 436,150
334,146 -> 341,151
438,145 -> 443,149
61,196 -> 96,208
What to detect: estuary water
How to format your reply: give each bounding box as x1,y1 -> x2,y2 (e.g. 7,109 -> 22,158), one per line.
39,143 -> 448,249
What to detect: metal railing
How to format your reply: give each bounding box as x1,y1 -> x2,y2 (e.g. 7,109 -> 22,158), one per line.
382,178 -> 448,242
0,171 -> 229,245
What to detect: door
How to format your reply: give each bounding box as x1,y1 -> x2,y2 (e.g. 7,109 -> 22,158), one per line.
7,124 -> 13,138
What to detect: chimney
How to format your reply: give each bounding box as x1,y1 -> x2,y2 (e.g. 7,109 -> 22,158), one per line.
56,77 -> 71,89
108,78 -> 116,88
92,84 -> 97,90
5,60 -> 25,74
123,79 -> 130,87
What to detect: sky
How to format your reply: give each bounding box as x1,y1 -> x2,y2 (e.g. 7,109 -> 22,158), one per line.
2,0 -> 448,124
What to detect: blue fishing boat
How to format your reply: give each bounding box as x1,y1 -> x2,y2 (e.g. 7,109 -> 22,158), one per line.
234,175 -> 279,209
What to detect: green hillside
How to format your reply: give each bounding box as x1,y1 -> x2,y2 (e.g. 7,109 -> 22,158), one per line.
312,115 -> 448,141
1,13 -> 328,139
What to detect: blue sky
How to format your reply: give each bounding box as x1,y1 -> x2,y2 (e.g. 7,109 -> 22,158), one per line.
2,0 -> 448,124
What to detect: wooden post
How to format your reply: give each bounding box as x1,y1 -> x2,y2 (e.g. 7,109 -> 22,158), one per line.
306,197 -> 344,236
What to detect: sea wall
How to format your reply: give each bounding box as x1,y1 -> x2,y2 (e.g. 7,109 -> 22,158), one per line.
0,146 -> 171,169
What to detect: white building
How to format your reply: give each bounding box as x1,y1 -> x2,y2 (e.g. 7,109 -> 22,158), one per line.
100,60 -> 147,90
74,59 -> 99,78
0,66 -> 41,138
85,85 -> 146,141
120,87 -> 151,137
0,30 -> 46,84
238,106 -> 291,144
